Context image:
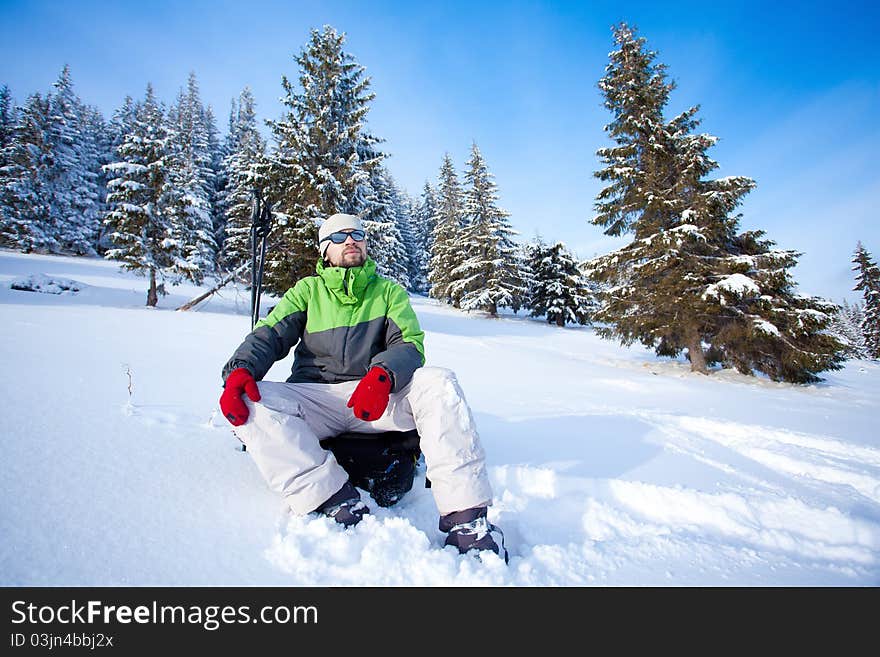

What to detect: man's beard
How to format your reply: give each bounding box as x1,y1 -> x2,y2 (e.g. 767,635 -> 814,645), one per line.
334,249 -> 366,268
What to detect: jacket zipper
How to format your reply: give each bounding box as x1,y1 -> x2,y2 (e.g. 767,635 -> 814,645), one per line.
341,269 -> 351,368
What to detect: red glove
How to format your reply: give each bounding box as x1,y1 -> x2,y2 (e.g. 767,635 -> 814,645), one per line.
347,366 -> 392,422
220,368 -> 261,426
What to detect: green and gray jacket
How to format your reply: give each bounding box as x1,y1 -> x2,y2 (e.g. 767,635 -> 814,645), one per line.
222,258 -> 425,392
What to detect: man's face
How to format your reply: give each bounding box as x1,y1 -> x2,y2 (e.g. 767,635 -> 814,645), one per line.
324,229 -> 367,268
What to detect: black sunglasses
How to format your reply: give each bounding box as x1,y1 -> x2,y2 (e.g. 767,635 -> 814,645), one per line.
320,229 -> 366,245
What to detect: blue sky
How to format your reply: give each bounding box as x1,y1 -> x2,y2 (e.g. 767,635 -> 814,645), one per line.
1,0 -> 877,303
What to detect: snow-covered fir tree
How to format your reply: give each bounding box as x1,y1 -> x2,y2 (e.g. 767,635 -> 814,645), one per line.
828,299 -> 867,359
220,87 -> 267,277
44,67 -> 84,250
510,240 -> 537,314
164,73 -> 218,283
396,191 -> 421,292
527,236 -> 595,327
103,85 -> 181,307
586,24 -> 843,383
97,96 -> 138,252
852,242 -> 880,358
362,166 -> 410,287
0,92 -> 55,252
46,66 -> 101,255
265,25 -> 384,294
204,103 -> 226,261
449,143 -> 527,316
409,181 -> 437,294
427,153 -> 466,306
0,85 -> 19,247
77,103 -> 112,253
0,85 -> 14,154
214,96 -> 238,246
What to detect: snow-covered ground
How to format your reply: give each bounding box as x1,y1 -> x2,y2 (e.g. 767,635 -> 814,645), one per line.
1,250 -> 878,586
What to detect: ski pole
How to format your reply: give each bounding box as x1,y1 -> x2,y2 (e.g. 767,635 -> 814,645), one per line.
250,191 -> 262,330
253,203 -> 270,329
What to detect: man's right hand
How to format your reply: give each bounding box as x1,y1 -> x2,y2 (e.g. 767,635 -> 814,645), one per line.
220,368 -> 261,426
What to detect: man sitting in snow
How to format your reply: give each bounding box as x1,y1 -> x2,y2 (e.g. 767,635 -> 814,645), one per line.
219,213 -> 503,558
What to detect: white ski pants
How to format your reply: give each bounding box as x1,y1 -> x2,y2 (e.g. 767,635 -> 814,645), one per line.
232,366 -> 493,515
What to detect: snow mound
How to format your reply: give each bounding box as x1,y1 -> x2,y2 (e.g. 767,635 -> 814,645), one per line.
10,273 -> 85,294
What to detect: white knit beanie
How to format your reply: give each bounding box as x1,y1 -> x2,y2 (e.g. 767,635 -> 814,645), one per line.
318,213 -> 364,258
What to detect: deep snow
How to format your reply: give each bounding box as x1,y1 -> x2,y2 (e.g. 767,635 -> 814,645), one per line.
1,250 -> 878,586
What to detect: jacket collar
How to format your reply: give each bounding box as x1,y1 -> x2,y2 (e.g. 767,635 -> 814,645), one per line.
315,258 -> 377,303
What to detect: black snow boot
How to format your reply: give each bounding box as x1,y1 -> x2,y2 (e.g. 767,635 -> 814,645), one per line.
316,480 -> 370,527
440,507 -> 507,562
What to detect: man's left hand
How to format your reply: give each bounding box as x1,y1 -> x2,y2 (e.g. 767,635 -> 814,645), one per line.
347,366 -> 393,421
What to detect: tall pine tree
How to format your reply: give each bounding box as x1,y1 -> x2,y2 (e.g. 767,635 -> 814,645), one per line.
410,180 -> 437,294
427,153 -> 467,305
0,92 -> 55,251
164,73 -> 217,283
397,191 -> 421,292
46,66 -> 101,254
449,143 -> 527,316
204,103 -> 225,261
78,103 -> 112,254
852,242 -> 880,358
103,85 -> 179,306
587,23 -> 843,383
0,85 -> 14,247
265,25 -> 384,293
97,96 -> 138,252
0,85 -> 15,181
220,87 -> 267,276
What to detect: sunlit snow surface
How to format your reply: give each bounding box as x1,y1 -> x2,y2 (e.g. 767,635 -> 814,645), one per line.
1,250 -> 878,586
